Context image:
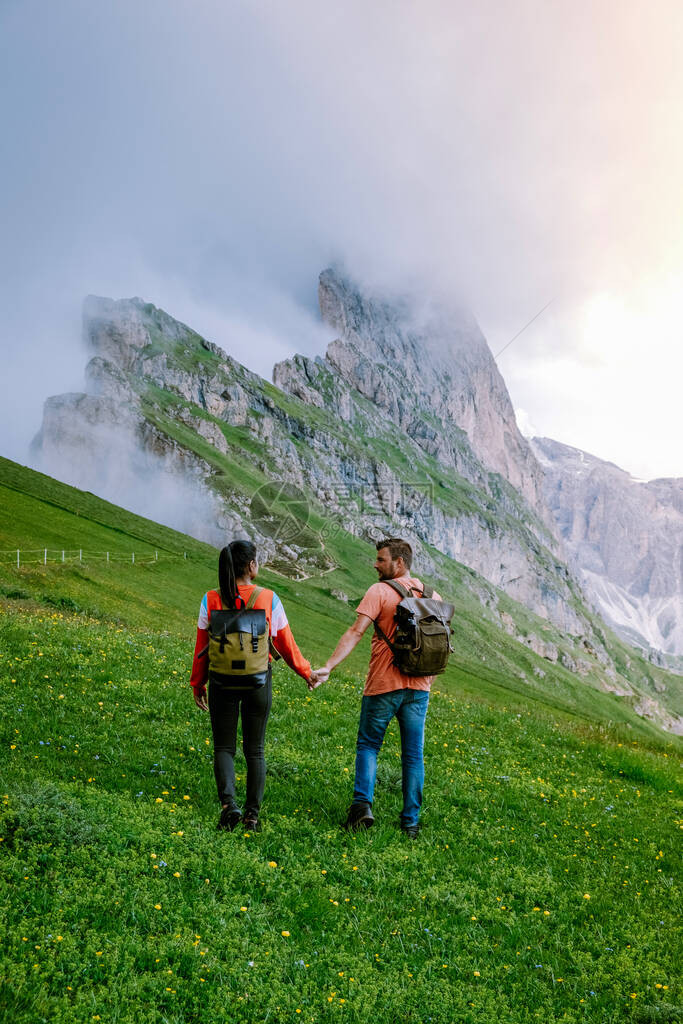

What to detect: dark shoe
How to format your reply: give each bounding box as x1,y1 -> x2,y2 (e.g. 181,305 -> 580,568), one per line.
400,823 -> 420,839
218,807 -> 242,831
341,802 -> 374,831
242,815 -> 261,833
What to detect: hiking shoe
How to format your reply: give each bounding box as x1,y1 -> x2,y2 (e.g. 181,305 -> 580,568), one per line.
341,802 -> 374,831
400,823 -> 420,839
218,807 -> 242,832
241,815 -> 261,833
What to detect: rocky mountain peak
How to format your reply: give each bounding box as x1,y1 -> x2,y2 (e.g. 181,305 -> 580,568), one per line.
82,295 -> 229,373
318,267 -> 484,371
276,268 -> 548,518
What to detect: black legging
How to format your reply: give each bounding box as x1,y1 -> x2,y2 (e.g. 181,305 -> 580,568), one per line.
208,668 -> 273,818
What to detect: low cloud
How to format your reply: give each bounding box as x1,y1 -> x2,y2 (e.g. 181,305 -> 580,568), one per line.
1,0 -> 682,478
33,409 -> 233,545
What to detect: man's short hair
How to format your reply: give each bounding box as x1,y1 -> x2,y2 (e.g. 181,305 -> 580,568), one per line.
376,537 -> 413,570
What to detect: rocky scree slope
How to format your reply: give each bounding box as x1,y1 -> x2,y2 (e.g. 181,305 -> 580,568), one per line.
532,437 -> 683,658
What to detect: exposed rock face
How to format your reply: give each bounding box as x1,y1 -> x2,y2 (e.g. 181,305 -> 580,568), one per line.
315,269 -> 548,515
532,437 -> 683,655
275,271 -> 549,519
31,299 -> 262,549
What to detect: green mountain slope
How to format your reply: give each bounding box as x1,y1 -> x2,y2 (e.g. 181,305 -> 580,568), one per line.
1,456 -> 681,740
0,461 -> 680,1023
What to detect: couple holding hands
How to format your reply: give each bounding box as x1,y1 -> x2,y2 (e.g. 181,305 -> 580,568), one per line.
190,537 -> 441,837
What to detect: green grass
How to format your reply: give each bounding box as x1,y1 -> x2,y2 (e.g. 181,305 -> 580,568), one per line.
0,458 -> 370,670
1,610 -> 681,1024
0,457 -> 212,559
0,458 -> 681,1022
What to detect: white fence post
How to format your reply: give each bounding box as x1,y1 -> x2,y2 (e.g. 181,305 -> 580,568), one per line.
2,547 -> 175,567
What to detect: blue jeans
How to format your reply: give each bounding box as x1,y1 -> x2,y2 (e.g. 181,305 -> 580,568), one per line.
353,688 -> 430,827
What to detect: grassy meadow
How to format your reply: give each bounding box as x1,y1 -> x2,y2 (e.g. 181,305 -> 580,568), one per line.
0,458 -> 681,1023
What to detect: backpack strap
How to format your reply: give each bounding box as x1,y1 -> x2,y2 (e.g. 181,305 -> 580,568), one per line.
269,639 -> 282,661
372,580 -> 433,653
381,579 -> 411,600
244,586 -> 263,610
372,579 -> 411,653
373,618 -> 396,654
244,586 -> 281,660
245,586 -> 263,655
382,579 -> 433,598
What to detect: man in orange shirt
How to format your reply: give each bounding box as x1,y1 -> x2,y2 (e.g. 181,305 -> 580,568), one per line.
315,538 -> 442,838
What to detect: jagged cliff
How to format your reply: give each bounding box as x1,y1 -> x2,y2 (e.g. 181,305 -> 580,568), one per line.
315,269 -> 548,515
532,437 -> 683,657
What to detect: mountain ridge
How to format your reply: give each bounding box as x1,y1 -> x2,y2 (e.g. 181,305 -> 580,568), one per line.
531,435 -> 683,657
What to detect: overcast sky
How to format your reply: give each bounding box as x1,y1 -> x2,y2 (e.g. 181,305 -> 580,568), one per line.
1,0 -> 681,480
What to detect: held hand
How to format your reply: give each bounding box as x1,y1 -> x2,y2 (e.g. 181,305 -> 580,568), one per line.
193,686 -> 208,711
308,666 -> 330,691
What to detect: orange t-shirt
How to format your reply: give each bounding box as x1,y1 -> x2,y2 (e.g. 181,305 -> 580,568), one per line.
356,576 -> 442,696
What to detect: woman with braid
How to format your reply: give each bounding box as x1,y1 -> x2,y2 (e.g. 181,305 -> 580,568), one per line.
189,540 -> 317,831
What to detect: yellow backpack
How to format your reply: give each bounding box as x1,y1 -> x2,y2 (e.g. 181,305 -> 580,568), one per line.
208,587 -> 269,688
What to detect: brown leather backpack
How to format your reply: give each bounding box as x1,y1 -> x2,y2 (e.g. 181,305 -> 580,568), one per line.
373,580 -> 455,676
